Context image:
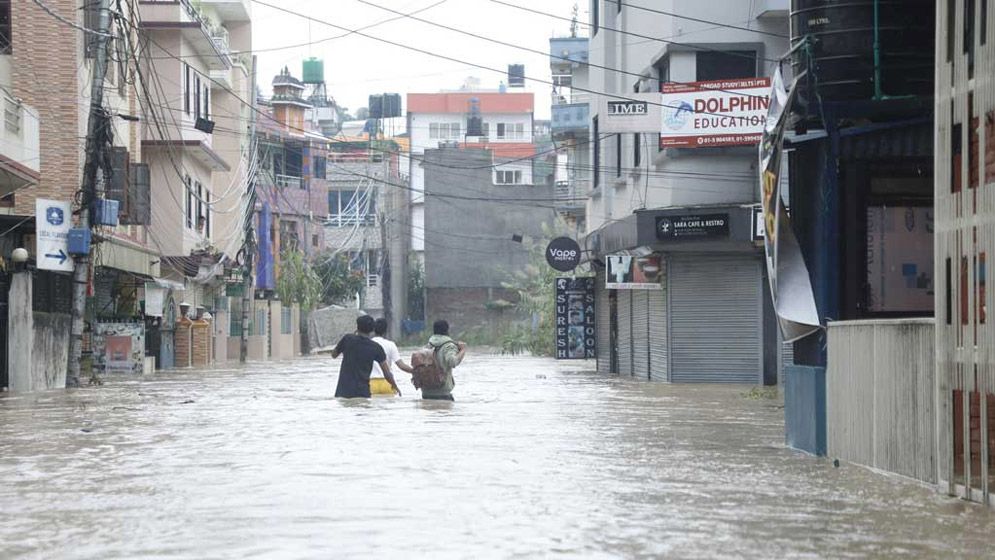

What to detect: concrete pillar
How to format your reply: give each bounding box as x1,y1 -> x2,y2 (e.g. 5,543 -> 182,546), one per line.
7,272 -> 34,392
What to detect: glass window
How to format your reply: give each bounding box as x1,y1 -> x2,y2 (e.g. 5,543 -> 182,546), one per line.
281,306 -> 292,335
695,51 -> 757,81
0,0 -> 10,54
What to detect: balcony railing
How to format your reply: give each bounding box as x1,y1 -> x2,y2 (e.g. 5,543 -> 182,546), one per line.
275,174 -> 302,189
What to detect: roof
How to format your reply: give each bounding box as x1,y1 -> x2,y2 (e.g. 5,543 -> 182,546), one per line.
459,142 -> 536,159
407,92 -> 534,114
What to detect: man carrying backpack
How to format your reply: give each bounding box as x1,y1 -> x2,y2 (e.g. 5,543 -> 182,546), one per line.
411,320 -> 467,401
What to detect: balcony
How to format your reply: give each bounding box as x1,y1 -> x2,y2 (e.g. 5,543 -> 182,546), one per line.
754,0 -> 788,18
0,90 -> 40,197
554,180 -> 588,212
549,37 -> 589,75
551,95 -> 590,135
139,0 -> 233,71
275,174 -> 302,190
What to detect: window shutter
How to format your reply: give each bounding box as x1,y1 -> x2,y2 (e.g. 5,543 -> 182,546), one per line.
125,162 -> 151,225
107,147 -> 130,213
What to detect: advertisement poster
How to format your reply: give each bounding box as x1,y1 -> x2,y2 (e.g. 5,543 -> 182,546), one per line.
605,254 -> 663,290
660,77 -> 771,148
555,277 -> 596,360
93,322 -> 146,374
866,206 -> 934,312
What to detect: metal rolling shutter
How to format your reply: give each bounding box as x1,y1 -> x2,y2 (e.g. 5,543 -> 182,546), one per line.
632,290 -> 650,379
648,283 -> 668,381
596,272 -> 612,374
617,289 -> 633,376
669,255 -> 763,383
779,338 -> 795,386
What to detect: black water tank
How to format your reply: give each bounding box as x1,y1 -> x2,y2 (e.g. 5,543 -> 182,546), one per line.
790,0 -> 934,103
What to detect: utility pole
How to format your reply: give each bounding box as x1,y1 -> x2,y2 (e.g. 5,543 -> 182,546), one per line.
67,0 -> 113,388
240,55 -> 259,363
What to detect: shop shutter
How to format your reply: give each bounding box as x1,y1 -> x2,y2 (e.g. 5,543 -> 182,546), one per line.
632,290 -> 650,379
779,337 -> 795,386
617,289 -> 632,376
596,271 -> 612,374
648,281 -> 668,381
669,255 -> 762,383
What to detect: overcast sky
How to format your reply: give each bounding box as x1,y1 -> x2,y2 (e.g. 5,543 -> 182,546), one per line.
251,0 -> 581,122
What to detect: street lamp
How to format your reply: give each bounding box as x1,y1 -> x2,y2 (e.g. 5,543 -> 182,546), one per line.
11,248 -> 28,272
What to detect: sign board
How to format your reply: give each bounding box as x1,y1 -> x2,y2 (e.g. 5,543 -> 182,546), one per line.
35,198 -> 74,272
555,277 -> 596,359
605,254 -> 663,290
752,206 -> 765,240
656,213 -> 729,241
545,237 -> 582,272
597,93 -> 662,133
660,77 -> 771,148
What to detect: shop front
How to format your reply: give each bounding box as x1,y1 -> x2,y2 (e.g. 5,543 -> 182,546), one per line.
589,205 -> 778,384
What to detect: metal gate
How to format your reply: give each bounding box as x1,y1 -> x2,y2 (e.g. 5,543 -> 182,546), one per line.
669,255 -> 763,383
0,270 -> 9,389
648,284 -> 667,381
158,296 -> 176,370
617,290 -> 632,376
596,272 -> 612,374
632,291 -> 650,379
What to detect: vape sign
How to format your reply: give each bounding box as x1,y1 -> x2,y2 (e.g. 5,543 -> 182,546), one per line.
545,237 -> 582,272
555,277 -> 596,360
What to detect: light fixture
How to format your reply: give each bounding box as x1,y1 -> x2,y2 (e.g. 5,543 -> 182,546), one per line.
11,247 -> 28,263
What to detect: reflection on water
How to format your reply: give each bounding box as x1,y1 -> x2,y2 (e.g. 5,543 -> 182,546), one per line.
0,354 -> 992,558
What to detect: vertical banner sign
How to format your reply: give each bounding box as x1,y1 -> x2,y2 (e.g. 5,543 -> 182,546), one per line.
759,68 -> 819,341
35,198 -> 74,272
555,277 -> 596,359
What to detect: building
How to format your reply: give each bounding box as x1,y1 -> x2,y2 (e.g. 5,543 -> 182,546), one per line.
138,0 -> 254,368
583,1 -> 790,384
421,147 -> 557,333
549,34 -> 591,234
934,0 -> 991,505
406,86 -> 536,267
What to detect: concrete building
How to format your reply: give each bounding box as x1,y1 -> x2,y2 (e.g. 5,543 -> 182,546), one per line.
422,147 -> 557,334
549,35 -> 592,234
406,88 -> 536,262
583,0 -> 790,384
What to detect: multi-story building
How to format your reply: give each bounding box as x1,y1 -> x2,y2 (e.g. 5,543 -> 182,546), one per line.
583,1 -> 790,384
549,35 -> 591,234
138,0 -> 254,367
406,87 -> 536,264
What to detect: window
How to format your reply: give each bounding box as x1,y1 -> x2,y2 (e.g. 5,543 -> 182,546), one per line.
194,74 -> 201,119
983,0 -> 989,44
947,0 -> 956,63
184,64 -> 192,115
497,123 -> 506,139
592,0 -> 599,36
204,189 -> 211,238
280,220 -> 300,250
328,189 -> 376,226
970,94 -> 979,189
495,170 -> 523,184
980,252 -> 987,324
987,111 -> 995,184
203,83 -> 210,120
281,306 -> 292,335
313,156 -> 327,179
593,116 -> 600,188
481,122 -> 490,138
633,133 -> 641,167
0,0 -> 10,54
952,121 -> 963,193
965,0 -> 975,77
312,234 -> 319,247
195,182 -> 204,233
429,122 -> 461,140
946,257 -> 953,325
962,256 -> 970,326
616,0 -> 621,12
496,123 -> 525,140
185,176 -> 193,228
615,134 -> 622,177
695,51 -> 757,81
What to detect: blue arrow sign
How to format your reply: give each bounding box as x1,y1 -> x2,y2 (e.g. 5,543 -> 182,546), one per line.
45,249 -> 68,265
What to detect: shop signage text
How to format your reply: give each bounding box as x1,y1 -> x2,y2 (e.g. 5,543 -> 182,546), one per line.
545,236 -> 582,272
555,277 -> 596,359
605,254 -> 663,290
655,214 -> 730,240
660,77 -> 771,149
35,198 -> 74,273
607,100 -> 648,116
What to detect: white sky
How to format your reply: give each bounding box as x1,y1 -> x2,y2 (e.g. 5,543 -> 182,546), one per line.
251,0 -> 581,122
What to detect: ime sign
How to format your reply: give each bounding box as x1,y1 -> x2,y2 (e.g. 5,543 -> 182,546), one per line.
555,277 -> 596,360
606,100 -> 648,116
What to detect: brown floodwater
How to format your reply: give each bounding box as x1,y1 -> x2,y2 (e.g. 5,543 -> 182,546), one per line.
0,354 -> 992,558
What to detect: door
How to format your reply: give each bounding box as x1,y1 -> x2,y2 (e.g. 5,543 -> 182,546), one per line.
669,255 -> 763,383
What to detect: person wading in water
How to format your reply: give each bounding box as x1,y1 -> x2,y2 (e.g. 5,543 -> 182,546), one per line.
332,315 -> 400,398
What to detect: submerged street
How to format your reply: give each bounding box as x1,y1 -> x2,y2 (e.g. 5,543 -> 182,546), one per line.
1,354 -> 992,559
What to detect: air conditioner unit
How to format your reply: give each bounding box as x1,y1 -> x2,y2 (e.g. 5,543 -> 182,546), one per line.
195,117 -> 215,134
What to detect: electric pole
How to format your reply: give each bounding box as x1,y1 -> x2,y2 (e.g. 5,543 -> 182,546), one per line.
67,0 -> 113,388
240,55 -> 259,363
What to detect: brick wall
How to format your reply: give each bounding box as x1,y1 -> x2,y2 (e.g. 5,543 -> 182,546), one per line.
191,320 -> 210,367
175,319 -> 192,367
11,0 -> 82,214
425,287 -> 522,336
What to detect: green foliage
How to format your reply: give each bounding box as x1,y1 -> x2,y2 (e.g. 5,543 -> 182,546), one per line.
500,221 -> 574,357
407,261 -> 425,320
312,252 -> 366,307
276,249 -> 322,310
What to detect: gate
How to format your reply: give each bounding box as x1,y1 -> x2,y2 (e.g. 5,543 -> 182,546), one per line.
158,296 -> 176,370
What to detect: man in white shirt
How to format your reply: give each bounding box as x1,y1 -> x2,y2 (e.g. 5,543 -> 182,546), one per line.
369,318 -> 414,395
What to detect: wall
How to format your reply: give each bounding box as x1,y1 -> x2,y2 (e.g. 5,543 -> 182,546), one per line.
32,312 -> 70,389
309,306 -> 364,350
6,273 -> 69,392
422,148 -> 557,289
425,287 -> 520,335
827,319 -> 937,483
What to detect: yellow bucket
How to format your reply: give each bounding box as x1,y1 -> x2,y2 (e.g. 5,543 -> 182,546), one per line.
369,377 -> 395,396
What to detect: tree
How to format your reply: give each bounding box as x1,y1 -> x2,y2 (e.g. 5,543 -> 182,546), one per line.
313,252 -> 366,307
276,249 -> 322,310
407,260 -> 425,320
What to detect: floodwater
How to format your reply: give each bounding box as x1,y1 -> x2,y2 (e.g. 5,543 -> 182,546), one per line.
0,354 -> 992,559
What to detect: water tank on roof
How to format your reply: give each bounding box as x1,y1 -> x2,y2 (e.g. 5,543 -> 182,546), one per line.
790,0 -> 934,103
302,58 -> 324,84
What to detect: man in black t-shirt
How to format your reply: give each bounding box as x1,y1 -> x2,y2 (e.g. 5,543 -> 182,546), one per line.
332,315 -> 400,398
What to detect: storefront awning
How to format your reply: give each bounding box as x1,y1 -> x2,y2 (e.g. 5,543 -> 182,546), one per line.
100,237 -> 161,277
